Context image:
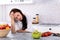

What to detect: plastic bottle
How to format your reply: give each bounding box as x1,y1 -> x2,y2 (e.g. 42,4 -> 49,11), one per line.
36,14 -> 39,24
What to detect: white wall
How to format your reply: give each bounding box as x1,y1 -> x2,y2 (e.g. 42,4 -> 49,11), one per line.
0,5 -> 3,21
3,0 -> 60,24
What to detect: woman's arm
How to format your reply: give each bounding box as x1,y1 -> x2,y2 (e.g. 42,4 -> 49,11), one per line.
10,13 -> 16,34
11,18 -> 16,34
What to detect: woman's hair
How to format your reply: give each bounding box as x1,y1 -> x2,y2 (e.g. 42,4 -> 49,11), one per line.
10,8 -> 27,30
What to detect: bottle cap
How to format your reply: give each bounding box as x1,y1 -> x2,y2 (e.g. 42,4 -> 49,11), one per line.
36,14 -> 39,15
33,18 -> 36,19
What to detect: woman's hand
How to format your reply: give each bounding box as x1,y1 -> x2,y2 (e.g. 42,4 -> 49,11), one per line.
9,12 -> 14,20
16,29 -> 24,32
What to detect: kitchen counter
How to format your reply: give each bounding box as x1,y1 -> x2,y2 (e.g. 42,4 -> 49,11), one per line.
27,24 -> 60,33
0,33 -> 60,40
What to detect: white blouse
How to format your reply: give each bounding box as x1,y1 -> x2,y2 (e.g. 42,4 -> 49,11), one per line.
15,21 -> 22,31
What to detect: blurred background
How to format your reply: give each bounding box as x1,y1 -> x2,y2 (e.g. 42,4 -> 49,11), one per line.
0,0 -> 60,32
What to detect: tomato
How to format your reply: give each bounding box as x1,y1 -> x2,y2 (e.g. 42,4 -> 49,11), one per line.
45,32 -> 52,36
41,32 -> 52,37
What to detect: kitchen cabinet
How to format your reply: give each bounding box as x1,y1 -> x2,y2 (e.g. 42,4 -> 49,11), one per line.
0,0 -> 33,5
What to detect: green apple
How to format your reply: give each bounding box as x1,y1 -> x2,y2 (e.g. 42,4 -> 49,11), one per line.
32,30 -> 41,39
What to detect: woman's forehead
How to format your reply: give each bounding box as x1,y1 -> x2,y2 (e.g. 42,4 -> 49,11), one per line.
10,12 -> 21,16
14,12 -> 20,15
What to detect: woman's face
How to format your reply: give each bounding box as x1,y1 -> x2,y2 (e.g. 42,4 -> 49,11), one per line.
13,12 -> 23,21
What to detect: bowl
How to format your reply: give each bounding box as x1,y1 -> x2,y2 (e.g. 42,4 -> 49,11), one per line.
0,29 -> 10,37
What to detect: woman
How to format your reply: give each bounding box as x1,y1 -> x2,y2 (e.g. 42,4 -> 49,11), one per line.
9,8 -> 27,34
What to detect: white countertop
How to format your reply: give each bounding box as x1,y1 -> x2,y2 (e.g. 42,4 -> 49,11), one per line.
26,24 -> 60,33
